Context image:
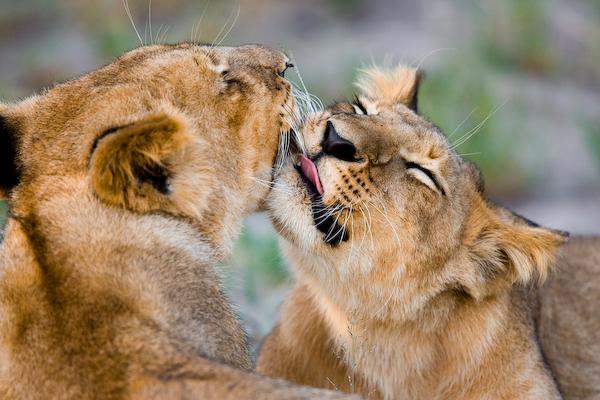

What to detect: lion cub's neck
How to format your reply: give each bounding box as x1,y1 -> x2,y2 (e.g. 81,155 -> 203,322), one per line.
305,274 -> 557,399
1,180 -> 250,373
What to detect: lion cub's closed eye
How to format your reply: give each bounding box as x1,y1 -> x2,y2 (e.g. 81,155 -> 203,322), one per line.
258,64 -> 567,400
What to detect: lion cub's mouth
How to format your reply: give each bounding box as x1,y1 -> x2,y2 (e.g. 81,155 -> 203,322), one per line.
298,154 -> 324,195
294,155 -> 348,246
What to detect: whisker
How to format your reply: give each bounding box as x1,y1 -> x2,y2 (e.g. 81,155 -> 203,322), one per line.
274,129 -> 290,170
154,24 -> 164,44
122,0 -> 144,46
368,200 -> 400,246
364,204 -> 375,253
411,47 -> 456,70
160,26 -> 171,44
454,151 -> 482,157
335,207 -> 353,244
148,0 -> 152,45
250,177 -> 294,194
451,100 -> 507,150
323,208 -> 345,243
192,0 -> 211,43
210,2 -> 240,52
282,101 -> 307,155
313,206 -> 344,225
448,107 -> 477,139
346,205 -> 356,266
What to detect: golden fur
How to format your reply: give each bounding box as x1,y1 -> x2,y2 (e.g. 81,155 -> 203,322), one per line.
536,236 -> 600,400
258,65 -> 568,399
0,43 -> 356,399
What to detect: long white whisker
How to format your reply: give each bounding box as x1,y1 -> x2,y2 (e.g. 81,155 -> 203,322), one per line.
448,107 -> 477,139
288,53 -> 324,113
250,179 -> 294,196
193,0 -> 212,43
338,207 -> 353,241
148,0 -> 152,45
274,129 -> 290,170
123,0 -> 144,46
363,204 -> 375,253
160,26 -> 171,44
282,101 -> 307,155
207,5 -> 235,55
324,209 -> 345,243
251,176 -> 293,190
191,20 -> 197,43
451,100 -> 507,150
210,1 -> 240,53
328,208 -> 352,244
411,47 -> 456,70
213,2 -> 240,48
313,206 -> 344,225
454,151 -> 483,157
346,206 -> 356,266
154,24 -> 163,44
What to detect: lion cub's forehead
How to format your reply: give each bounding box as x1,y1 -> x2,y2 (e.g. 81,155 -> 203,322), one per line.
298,105 -> 454,171
118,43 -> 288,75
322,104 -> 452,160
396,112 -> 451,157
208,45 -> 289,70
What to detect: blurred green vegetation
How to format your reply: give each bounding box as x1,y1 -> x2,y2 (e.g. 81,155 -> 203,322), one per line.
221,226 -> 288,303
475,0 -> 555,77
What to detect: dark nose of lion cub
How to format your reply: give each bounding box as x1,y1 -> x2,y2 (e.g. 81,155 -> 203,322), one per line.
322,121 -> 357,162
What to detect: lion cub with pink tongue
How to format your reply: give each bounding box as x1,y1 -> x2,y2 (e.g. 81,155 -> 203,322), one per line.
258,65 -> 566,400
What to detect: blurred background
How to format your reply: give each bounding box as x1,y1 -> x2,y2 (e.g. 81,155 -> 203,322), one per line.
1,0 -> 599,355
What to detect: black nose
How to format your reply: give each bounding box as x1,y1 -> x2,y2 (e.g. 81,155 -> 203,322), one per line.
322,121 -> 357,162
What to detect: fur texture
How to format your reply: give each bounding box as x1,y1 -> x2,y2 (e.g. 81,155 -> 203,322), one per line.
0,43 -> 356,399
258,65 -> 567,399
536,236 -> 600,399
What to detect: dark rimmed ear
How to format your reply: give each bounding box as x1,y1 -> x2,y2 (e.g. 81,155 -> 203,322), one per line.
407,69 -> 424,112
0,106 -> 21,199
90,112 -> 195,213
355,65 -> 424,113
459,204 -> 568,300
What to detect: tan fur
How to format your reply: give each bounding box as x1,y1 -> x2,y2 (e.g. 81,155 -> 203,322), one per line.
536,236 -> 600,399
0,43 -> 356,399
258,65 -> 567,399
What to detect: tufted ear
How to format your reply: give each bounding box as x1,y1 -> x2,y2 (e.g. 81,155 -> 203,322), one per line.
90,111 -> 211,216
459,203 -> 568,300
355,65 -> 424,112
0,105 -> 21,200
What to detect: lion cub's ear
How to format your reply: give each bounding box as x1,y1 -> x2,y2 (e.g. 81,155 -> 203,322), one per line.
461,206 -> 568,299
90,111 -> 205,215
355,65 -> 424,113
0,106 -> 21,200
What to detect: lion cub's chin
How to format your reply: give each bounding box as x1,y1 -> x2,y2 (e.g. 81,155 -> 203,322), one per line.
259,64 -> 566,400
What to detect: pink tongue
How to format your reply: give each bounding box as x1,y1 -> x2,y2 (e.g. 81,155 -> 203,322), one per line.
299,154 -> 324,195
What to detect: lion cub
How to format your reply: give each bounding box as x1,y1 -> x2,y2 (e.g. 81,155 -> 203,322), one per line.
0,44 -> 354,399
258,65 -> 566,399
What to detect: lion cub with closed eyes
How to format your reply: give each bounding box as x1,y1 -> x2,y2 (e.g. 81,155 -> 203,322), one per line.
257,66 -> 567,399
